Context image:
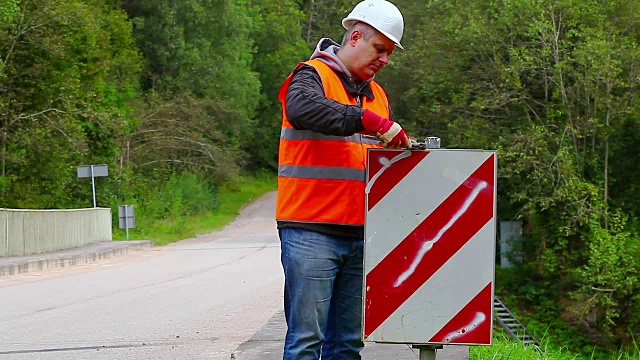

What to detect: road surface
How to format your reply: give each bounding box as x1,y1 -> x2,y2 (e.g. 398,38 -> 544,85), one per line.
0,192 -> 283,360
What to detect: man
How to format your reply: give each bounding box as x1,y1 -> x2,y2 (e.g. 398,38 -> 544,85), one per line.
276,1 -> 410,359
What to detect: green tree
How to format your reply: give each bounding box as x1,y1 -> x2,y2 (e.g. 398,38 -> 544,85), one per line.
121,0 -> 260,182
0,0 -> 20,196
298,0 -> 352,47
0,0 -> 142,208
245,0 -> 309,170
386,0 -> 640,347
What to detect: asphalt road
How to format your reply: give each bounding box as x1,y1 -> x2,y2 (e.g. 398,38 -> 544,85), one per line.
0,193 -> 284,360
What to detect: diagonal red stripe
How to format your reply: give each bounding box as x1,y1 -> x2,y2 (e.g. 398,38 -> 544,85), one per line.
364,154 -> 495,337
428,283 -> 493,344
367,150 -> 429,211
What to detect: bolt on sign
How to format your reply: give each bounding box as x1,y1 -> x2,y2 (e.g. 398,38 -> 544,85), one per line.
363,149 -> 497,345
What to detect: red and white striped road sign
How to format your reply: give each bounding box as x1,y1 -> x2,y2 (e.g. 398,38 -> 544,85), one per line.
363,149 -> 497,345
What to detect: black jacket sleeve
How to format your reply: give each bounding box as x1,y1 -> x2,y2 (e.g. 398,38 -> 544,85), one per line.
285,65 -> 367,136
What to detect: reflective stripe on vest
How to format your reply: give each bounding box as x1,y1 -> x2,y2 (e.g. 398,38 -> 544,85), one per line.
278,165 -> 366,181
280,128 -> 380,144
276,59 -> 390,226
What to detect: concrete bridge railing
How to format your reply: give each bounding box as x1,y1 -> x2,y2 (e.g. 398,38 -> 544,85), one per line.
0,208 -> 112,257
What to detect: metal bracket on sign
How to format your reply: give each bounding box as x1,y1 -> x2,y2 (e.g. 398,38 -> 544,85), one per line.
411,136 -> 441,150
363,135 -> 442,150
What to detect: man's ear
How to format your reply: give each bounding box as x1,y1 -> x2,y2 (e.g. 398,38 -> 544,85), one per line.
349,29 -> 362,46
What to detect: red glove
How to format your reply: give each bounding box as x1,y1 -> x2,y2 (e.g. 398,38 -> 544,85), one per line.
361,109 -> 412,149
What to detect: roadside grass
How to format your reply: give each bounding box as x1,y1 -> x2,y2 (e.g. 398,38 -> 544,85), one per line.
470,332 -> 640,360
112,173 -> 277,245
470,333 -> 578,360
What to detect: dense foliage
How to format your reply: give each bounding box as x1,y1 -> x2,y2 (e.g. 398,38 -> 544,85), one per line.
378,0 -> 640,354
1,0 -> 638,354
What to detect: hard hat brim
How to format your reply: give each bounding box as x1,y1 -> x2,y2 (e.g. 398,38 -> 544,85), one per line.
342,18 -> 404,50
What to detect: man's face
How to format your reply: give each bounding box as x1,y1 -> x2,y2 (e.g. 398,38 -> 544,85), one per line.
350,30 -> 396,82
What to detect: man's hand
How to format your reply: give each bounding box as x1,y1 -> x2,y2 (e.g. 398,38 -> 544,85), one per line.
361,109 -> 412,149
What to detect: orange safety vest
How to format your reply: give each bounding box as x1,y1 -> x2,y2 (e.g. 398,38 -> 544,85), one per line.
276,59 -> 390,226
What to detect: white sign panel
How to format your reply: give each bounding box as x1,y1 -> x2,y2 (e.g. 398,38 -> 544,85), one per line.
77,164 -> 109,178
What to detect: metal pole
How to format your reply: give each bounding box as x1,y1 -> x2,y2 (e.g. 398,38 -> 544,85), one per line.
5,216 -> 8,257
90,165 -> 96,208
124,206 -> 129,240
420,348 -> 436,360
413,344 -> 441,360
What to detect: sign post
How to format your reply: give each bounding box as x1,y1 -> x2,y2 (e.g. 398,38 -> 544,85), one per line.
77,164 -> 108,208
364,146 -> 497,358
118,205 -> 135,240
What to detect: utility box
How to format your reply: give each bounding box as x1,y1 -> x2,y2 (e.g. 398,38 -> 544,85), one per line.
499,220 -> 522,268
363,149 -> 497,345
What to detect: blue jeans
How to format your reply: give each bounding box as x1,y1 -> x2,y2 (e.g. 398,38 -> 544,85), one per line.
279,228 -> 365,360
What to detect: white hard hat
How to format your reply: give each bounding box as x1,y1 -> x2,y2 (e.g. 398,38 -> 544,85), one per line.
342,0 -> 404,49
